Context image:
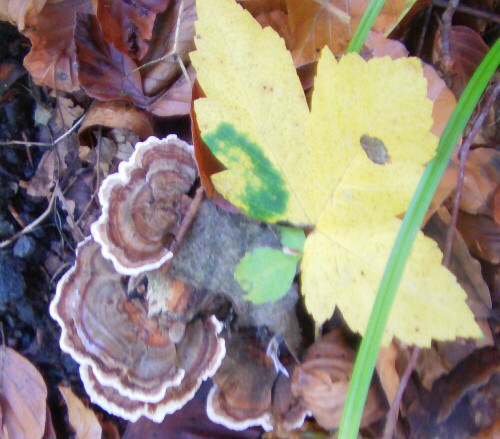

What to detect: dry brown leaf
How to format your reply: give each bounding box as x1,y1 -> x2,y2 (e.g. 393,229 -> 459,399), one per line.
140,0 -> 196,96
26,149 -> 57,198
287,0 -> 406,66
0,0 -> 46,31
433,347 -> 500,423
22,0 -> 94,92
75,13 -> 145,103
457,148 -> 500,216
494,187 -> 500,228
239,0 -> 286,15
291,330 -> 386,430
415,347 -> 448,391
75,12 -> 192,116
53,95 -> 85,133
471,415 -> 500,439
457,211 -> 500,264
97,0 -> 170,60
376,343 -> 399,406
145,64 -> 195,116
59,386 -> 102,439
433,26 -> 489,97
42,406 -> 57,439
425,208 -> 492,316
78,100 -> 154,147
255,9 -> 292,49
0,347 -> 47,439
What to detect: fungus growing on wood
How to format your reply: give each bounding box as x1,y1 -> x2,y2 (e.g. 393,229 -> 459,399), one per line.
49,238 -> 185,403
80,316 -> 225,422
91,134 -> 197,275
207,331 -> 307,432
50,237 -> 225,421
207,332 -> 277,431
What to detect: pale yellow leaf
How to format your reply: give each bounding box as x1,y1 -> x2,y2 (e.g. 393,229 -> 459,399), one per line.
191,0 -> 482,347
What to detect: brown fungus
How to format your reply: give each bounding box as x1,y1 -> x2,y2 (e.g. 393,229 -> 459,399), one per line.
207,332 -> 277,431
80,316 -> 225,422
91,135 -> 197,275
206,331 -> 307,432
50,238 -> 225,421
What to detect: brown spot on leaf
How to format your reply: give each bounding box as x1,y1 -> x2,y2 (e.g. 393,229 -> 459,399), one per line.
360,134 -> 389,165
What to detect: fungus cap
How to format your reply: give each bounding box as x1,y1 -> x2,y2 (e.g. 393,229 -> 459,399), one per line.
91,135 -> 197,275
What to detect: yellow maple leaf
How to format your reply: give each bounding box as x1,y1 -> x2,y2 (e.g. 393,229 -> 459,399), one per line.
190,0 -> 482,346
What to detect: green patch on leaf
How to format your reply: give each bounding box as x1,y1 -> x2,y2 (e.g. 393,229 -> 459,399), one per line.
235,247 -> 300,304
277,225 -> 306,251
203,123 -> 289,222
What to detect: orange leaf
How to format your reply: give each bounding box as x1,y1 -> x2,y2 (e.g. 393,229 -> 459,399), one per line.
59,386 -> 102,439
433,26 -> 489,97
78,100 -> 154,147
22,0 -> 94,92
190,80 -> 224,197
97,0 -> 170,60
287,0 -> 406,66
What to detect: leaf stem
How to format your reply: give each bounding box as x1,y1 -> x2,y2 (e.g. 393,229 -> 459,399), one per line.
338,37 -> 500,439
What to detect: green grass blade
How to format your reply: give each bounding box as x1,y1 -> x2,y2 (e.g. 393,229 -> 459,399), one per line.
347,0 -> 387,53
339,37 -> 500,439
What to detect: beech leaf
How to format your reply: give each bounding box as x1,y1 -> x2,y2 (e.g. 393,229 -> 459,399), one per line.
190,0 -> 482,346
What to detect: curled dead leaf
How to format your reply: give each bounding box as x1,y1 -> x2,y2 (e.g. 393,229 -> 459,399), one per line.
140,0 -> 196,96
78,100 -> 154,148
0,0 -> 46,31
97,0 -> 170,60
75,13 -> 145,103
23,0 -> 94,92
291,330 -> 387,430
59,386 -> 102,439
433,26 -> 489,97
288,0 -> 406,66
457,211 -> 500,264
0,347 -> 47,439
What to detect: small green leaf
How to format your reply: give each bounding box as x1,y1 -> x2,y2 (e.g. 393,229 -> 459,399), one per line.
235,247 -> 300,304
277,225 -> 306,251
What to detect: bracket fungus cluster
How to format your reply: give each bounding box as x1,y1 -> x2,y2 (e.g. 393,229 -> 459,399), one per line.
207,331 -> 309,432
91,134 -> 198,275
50,135 -> 226,422
50,134 -> 387,432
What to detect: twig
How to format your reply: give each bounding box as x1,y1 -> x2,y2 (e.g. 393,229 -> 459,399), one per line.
0,187 -> 57,248
382,347 -> 421,439
75,127 -> 103,229
440,0 -> 460,69
0,112 -> 87,148
416,4 -> 434,58
130,0 -> 192,86
161,186 -> 205,274
443,81 -> 500,266
433,0 -> 500,24
7,204 -> 27,228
